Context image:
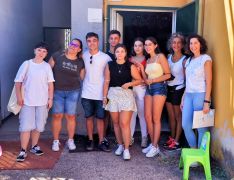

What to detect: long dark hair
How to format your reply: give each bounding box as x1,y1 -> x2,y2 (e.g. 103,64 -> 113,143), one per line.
72,38 -> 83,59
130,37 -> 147,57
145,37 -> 161,59
186,34 -> 208,57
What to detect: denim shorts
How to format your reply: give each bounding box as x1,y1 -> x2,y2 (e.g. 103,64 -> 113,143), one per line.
52,89 -> 80,115
145,82 -> 167,96
81,98 -> 105,119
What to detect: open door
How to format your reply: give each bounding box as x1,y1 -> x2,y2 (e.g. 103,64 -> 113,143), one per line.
176,0 -> 199,36
116,12 -> 123,43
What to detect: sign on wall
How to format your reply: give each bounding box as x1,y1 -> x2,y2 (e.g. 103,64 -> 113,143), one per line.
88,8 -> 102,23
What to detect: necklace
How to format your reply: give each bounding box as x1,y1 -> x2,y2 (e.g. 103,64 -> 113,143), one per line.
117,64 -> 124,74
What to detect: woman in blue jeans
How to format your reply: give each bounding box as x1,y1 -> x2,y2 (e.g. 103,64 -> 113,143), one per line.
181,34 -> 212,148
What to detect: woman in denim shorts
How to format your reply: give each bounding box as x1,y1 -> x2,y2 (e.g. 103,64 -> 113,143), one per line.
138,37 -> 171,158
49,38 -> 85,151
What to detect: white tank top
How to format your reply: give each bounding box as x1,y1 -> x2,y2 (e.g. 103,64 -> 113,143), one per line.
167,54 -> 186,89
185,54 -> 212,93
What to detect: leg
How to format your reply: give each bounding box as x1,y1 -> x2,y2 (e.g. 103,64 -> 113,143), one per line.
19,105 -> 36,150
144,95 -> 153,142
152,95 -> 166,146
81,98 -> 95,140
33,105 -> 48,147
130,112 -> 137,137
182,93 -> 196,148
119,111 -> 133,150
173,105 -> 182,143
52,114 -> 63,140
166,102 -> 176,138
65,114 -> 76,139
97,119 -> 104,143
110,112 -> 122,145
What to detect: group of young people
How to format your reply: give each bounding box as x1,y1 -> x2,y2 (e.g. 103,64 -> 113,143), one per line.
14,30 -> 212,162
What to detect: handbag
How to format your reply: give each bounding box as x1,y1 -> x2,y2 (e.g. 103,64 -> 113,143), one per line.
192,109 -> 215,129
7,61 -> 30,115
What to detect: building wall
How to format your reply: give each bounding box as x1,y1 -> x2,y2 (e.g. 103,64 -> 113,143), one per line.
42,0 -> 71,27
106,0 -> 193,7
71,0 -> 104,50
202,0 -> 234,178
0,0 -> 43,121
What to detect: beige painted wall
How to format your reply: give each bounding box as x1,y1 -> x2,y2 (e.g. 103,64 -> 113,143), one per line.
106,0 -> 193,7
202,0 -> 234,177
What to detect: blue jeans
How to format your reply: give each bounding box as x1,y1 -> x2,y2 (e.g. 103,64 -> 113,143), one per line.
52,90 -> 80,115
182,92 -> 208,148
81,98 -> 105,119
145,82 -> 167,96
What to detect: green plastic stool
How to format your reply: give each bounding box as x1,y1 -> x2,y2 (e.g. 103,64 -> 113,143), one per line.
179,131 -> 212,180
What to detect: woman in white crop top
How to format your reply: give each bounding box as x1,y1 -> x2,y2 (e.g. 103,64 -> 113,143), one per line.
181,34 -> 212,148
164,33 -> 186,151
138,37 -> 171,158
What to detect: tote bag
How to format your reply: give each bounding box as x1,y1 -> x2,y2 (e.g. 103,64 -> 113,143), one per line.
192,109 -> 215,129
7,61 -> 30,115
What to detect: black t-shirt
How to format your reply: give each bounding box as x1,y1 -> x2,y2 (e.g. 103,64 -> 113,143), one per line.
108,60 -> 133,89
52,51 -> 84,91
106,51 -> 116,61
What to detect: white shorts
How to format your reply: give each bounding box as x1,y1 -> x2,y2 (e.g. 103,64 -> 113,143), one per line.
105,87 -> 137,112
19,105 -> 48,132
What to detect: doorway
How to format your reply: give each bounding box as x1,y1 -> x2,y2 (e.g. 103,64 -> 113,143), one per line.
118,11 -> 173,55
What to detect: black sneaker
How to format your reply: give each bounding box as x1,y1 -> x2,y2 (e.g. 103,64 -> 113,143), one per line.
98,141 -> 111,152
86,140 -> 94,151
103,137 -> 110,148
165,141 -> 181,152
16,150 -> 27,162
30,145 -> 44,156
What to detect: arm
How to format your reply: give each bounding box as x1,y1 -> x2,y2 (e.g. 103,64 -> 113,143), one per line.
122,65 -> 142,89
48,57 -> 55,68
15,82 -> 23,106
151,54 -> 171,83
80,68 -> 85,80
203,60 -> 212,113
103,64 -> 110,106
47,82 -> 54,109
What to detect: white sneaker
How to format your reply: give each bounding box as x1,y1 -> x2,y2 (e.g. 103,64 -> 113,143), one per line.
115,144 -> 124,156
146,145 -> 160,158
52,140 -> 60,152
142,143 -> 152,154
67,139 -> 76,150
190,162 -> 200,167
123,149 -> 131,160
141,136 -> 148,148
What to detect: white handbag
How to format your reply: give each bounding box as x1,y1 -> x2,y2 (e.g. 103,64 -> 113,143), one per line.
192,109 -> 215,129
7,61 -> 30,115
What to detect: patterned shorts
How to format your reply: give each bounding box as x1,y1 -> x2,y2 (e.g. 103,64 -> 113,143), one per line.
105,87 -> 137,112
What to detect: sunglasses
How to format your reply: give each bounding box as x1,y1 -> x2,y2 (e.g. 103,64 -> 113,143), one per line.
69,42 -> 80,48
90,56 -> 93,64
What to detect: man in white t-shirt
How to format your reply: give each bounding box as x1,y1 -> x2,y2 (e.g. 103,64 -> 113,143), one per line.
14,42 -> 54,162
81,32 -> 111,152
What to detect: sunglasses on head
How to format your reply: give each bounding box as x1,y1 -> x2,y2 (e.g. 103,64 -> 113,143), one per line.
69,42 -> 79,48
90,56 -> 93,64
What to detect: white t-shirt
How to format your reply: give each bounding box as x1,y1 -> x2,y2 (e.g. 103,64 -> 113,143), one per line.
167,54 -> 186,89
81,51 -> 111,100
14,59 -> 55,106
185,54 -> 212,93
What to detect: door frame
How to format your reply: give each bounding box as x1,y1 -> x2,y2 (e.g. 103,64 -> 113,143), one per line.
106,5 -> 177,48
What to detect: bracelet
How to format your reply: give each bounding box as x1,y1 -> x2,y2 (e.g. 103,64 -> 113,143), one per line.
103,97 -> 107,99
48,98 -> 53,100
204,100 -> 211,103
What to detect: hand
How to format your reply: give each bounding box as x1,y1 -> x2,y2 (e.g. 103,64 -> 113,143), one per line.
135,62 -> 144,71
145,79 -> 153,85
47,99 -> 53,109
180,102 -> 184,111
17,96 -> 24,106
103,98 -> 108,107
203,103 -> 210,114
121,83 -> 131,89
